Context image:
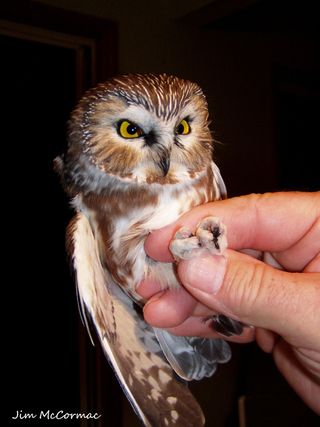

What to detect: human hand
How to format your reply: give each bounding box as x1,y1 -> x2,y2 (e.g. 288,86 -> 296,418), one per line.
138,192 -> 320,413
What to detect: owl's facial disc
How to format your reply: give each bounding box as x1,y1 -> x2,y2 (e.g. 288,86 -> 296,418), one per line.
111,106 -> 198,178
81,96 -> 212,184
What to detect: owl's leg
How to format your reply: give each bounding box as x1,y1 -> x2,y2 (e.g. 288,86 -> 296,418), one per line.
170,216 -> 227,261
170,216 -> 247,337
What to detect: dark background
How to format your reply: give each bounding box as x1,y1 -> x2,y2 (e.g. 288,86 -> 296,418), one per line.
1,1 -> 319,426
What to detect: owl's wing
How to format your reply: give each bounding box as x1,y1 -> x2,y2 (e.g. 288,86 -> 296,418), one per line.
154,329 -> 231,381
211,161 -> 227,199
68,212 -> 205,427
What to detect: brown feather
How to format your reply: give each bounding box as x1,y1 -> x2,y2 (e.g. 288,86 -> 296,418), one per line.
58,74 -> 228,427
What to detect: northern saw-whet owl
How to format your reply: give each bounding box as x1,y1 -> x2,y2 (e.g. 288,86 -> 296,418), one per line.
56,74 -> 235,427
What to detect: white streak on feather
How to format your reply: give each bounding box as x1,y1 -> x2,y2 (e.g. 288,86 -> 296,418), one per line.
167,396 -> 178,405
171,410 -> 179,422
159,369 -> 171,384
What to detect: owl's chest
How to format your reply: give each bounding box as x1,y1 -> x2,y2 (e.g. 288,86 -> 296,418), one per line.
83,176 -> 214,292
111,181 -> 210,240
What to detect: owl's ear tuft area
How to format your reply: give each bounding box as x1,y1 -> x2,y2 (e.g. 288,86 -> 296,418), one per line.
53,154 -> 78,198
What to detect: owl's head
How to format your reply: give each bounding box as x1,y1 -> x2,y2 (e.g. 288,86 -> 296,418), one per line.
62,74 -> 214,192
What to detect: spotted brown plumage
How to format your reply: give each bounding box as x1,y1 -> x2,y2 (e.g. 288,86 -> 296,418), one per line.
56,73 -> 231,426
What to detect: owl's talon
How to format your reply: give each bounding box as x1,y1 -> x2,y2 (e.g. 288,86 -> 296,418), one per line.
170,230 -> 202,261
196,216 -> 227,255
209,315 -> 247,337
170,216 -> 227,261
173,227 -> 194,240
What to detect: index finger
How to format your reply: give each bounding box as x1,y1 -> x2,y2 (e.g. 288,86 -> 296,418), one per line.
145,192 -> 320,270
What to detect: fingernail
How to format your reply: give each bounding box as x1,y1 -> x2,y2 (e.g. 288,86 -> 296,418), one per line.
180,255 -> 227,294
144,291 -> 165,307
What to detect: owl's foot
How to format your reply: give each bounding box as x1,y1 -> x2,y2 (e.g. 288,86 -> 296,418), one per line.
170,216 -> 227,261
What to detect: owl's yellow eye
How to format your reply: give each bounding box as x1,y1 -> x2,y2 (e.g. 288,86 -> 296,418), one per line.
176,119 -> 190,135
118,120 -> 143,139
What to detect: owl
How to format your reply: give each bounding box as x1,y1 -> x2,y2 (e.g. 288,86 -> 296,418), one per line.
56,74 -> 234,427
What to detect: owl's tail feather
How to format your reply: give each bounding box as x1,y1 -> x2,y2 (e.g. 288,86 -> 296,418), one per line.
154,328 -> 231,381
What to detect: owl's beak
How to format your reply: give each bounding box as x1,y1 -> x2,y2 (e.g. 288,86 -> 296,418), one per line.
159,156 -> 170,176
153,142 -> 171,176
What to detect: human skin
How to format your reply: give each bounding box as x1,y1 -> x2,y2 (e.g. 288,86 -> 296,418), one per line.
137,192 -> 320,414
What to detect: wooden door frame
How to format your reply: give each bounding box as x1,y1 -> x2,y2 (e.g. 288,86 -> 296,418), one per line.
0,0 -> 118,86
1,2 -> 119,425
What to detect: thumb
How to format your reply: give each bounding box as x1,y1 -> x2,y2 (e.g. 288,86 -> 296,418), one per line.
178,250 -> 320,347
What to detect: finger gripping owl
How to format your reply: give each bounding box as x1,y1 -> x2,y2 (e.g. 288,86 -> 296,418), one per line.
56,74 -> 233,427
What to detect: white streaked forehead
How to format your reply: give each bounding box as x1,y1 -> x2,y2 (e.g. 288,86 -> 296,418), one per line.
106,73 -> 204,121
113,101 -> 201,130
117,105 -> 159,132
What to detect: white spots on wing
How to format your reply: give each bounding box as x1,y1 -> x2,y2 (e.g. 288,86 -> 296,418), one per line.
167,396 -> 177,405
171,410 -> 179,421
148,370 -> 166,403
164,417 -> 169,426
148,375 -> 160,390
159,369 -> 171,384
128,374 -> 133,387
134,368 -> 144,381
151,388 -> 161,402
